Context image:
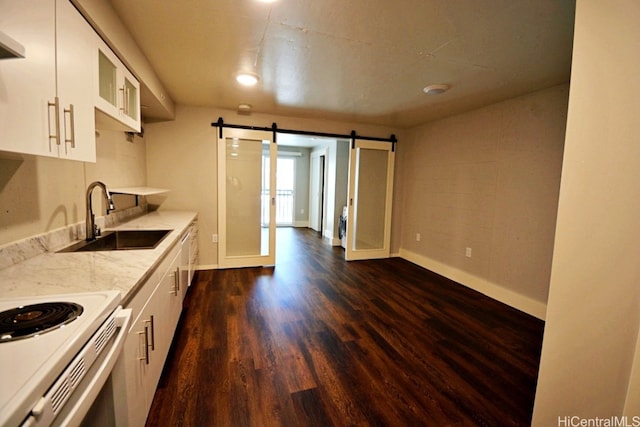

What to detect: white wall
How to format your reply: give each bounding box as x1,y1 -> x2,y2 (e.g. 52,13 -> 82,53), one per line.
532,1 -> 640,423
0,129 -> 146,246
625,331 -> 640,415
335,140 -> 349,241
144,106 -> 218,267
0,156 -> 84,245
323,140 -> 349,245
398,85 -> 568,318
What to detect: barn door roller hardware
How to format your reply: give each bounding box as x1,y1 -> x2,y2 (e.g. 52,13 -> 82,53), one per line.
212,117 -> 397,151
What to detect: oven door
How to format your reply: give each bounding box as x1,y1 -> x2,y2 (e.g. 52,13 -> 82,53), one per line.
23,307 -> 132,427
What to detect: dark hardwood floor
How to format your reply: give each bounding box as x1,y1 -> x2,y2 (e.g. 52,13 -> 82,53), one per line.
146,227 -> 544,426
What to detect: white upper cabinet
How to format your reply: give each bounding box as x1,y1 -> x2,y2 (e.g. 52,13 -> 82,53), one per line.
0,0 -> 96,162
0,0 -> 57,159
95,38 -> 141,133
56,0 -> 97,161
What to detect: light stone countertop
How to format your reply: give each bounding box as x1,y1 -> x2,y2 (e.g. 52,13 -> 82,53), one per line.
0,210 -> 197,305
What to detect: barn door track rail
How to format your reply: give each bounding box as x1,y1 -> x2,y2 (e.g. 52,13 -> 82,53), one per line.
211,117 -> 397,151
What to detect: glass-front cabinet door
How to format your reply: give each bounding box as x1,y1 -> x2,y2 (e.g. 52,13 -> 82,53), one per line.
123,76 -> 138,122
98,50 -> 117,107
95,38 -> 140,132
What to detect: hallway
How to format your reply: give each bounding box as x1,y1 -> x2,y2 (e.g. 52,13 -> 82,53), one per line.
147,227 -> 544,426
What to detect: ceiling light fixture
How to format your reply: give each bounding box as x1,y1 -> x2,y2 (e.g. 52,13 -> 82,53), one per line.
238,104 -> 252,115
423,84 -> 450,95
236,72 -> 259,87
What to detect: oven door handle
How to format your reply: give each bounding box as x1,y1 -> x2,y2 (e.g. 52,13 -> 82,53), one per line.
50,306 -> 132,427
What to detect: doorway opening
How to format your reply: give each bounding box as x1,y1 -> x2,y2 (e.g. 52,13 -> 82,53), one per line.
275,157 -> 295,226
262,156 -> 297,226
309,152 -> 326,237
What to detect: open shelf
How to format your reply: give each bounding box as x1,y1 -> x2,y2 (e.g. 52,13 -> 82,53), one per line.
110,187 -> 169,206
0,31 -> 25,59
110,187 -> 169,196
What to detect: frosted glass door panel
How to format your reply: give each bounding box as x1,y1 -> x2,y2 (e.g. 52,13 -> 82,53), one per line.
218,128 -> 276,268
354,148 -> 388,250
225,138 -> 265,257
98,50 -> 117,106
346,140 -> 395,261
124,76 -> 138,120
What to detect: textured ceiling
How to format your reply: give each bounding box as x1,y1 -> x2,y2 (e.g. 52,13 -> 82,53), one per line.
109,0 -> 575,128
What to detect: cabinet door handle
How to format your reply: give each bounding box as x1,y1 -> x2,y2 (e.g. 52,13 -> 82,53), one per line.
125,86 -> 130,116
169,271 -> 178,296
119,86 -> 126,115
120,85 -> 131,116
144,316 -> 155,351
47,97 -> 61,150
180,232 -> 190,244
176,267 -> 180,293
138,326 -> 150,365
63,104 -> 75,150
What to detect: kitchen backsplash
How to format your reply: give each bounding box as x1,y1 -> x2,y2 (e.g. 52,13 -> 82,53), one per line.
0,199 -> 148,270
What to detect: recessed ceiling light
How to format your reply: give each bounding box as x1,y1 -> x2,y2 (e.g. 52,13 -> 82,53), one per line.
236,72 -> 259,87
423,84 -> 450,95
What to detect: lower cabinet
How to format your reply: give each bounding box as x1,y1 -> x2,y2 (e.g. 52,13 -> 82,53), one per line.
178,218 -> 199,297
113,243 -> 183,427
188,220 -> 199,286
178,228 -> 190,302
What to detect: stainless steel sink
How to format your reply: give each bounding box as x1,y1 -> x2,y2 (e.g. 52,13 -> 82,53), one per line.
58,230 -> 172,252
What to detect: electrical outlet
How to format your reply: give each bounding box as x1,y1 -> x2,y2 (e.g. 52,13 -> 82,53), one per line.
465,247 -> 472,258
416,233 -> 421,242
212,234 -> 218,243
300,208 -> 305,214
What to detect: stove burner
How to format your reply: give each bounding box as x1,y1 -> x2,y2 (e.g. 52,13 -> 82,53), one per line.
0,302 -> 83,342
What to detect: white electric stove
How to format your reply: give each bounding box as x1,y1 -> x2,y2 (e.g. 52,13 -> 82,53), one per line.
0,290 -> 131,427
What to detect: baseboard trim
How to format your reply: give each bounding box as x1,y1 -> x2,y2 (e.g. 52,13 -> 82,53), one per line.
399,249 -> 547,320
194,264 -> 218,270
327,237 -> 342,246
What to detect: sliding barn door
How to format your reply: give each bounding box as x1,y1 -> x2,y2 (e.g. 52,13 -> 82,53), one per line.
218,128 -> 277,268
345,140 -> 395,261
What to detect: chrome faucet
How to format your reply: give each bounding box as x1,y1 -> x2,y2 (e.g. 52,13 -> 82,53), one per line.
86,181 -> 115,241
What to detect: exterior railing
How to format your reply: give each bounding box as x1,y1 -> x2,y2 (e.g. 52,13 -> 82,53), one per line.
261,189 -> 294,225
